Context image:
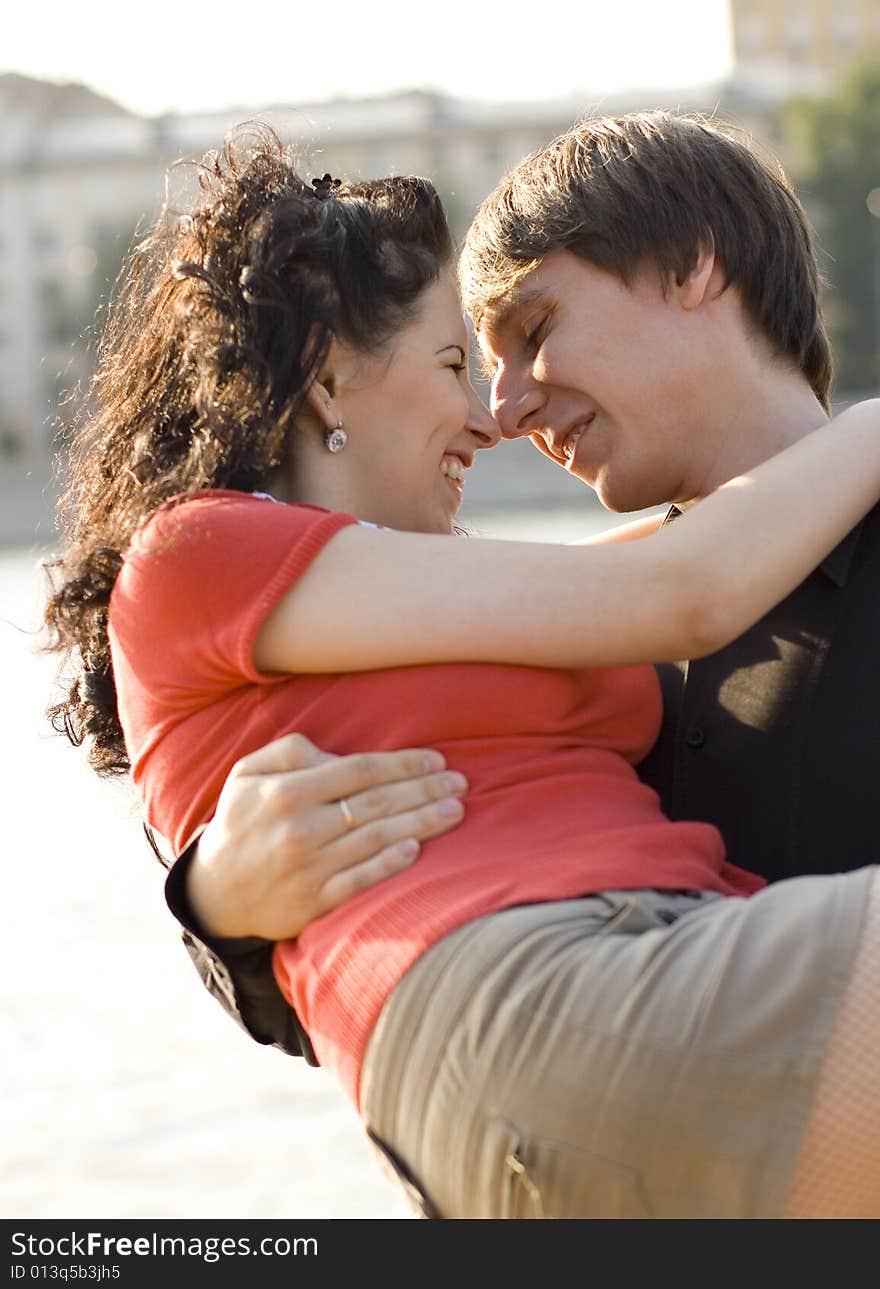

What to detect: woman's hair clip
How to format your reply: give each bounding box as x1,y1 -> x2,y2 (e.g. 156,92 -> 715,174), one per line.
239,264 -> 259,303
311,173 -> 342,199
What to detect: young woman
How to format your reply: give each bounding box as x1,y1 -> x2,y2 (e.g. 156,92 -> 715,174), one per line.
46,128 -> 880,1219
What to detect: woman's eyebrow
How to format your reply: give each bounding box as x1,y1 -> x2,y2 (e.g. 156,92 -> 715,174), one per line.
435,344 -> 466,361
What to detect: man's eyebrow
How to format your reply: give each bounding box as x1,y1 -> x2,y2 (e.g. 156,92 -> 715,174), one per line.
485,288 -> 549,336
435,344 -> 466,361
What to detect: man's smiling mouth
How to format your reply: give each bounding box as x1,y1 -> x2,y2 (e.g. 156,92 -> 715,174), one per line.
548,415 -> 596,469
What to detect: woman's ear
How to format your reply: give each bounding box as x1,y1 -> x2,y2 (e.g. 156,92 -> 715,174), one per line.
303,378 -> 341,431
303,337 -> 345,430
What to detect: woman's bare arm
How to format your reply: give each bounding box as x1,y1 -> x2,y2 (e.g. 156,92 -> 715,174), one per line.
572,512 -> 666,545
255,399 -> 880,676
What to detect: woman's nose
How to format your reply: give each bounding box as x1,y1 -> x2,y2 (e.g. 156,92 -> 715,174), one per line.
467,390 -> 503,450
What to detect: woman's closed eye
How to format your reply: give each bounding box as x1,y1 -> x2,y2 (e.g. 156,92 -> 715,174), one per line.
439,343 -> 467,375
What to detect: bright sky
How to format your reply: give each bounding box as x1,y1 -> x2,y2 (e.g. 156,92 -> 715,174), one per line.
5,0 -> 733,116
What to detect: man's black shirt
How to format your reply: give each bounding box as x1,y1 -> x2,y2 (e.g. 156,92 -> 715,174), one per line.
638,503 -> 880,881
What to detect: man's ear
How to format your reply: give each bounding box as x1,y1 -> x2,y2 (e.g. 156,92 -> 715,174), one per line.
678,240 -> 722,312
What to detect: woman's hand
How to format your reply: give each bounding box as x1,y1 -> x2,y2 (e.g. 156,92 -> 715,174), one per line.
184,733 -> 467,941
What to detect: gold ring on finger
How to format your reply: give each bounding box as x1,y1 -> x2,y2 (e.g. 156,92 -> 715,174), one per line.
339,797 -> 356,830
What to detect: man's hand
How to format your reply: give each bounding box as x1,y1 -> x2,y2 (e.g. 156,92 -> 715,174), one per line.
185,734 -> 467,941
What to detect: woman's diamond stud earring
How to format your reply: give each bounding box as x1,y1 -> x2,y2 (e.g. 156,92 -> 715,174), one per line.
323,423 -> 347,453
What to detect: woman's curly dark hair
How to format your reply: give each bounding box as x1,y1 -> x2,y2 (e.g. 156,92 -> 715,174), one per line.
44,124 -> 453,775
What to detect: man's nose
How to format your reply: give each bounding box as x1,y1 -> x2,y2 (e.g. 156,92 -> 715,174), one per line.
491,373 -> 544,441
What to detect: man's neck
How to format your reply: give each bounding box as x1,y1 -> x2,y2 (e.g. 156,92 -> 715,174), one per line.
675,371 -> 829,511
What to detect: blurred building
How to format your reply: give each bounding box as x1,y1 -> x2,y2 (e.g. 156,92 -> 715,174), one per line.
730,0 -> 880,96
1,73 -> 775,479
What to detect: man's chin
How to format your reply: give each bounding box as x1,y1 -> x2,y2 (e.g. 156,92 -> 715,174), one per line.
583,467 -> 625,513
591,470 -> 664,516
569,462 -> 624,511
568,460 -> 606,499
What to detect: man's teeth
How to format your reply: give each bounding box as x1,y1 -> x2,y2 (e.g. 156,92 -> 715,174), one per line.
562,420 -> 592,461
440,456 -> 465,483
564,427 -> 584,458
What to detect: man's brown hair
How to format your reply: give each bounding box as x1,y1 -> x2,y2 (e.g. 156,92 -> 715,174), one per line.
460,111 -> 832,409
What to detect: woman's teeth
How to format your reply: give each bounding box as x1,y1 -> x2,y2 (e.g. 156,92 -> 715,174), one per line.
440,456 -> 465,485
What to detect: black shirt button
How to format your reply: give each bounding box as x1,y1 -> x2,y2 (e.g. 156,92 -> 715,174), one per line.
685,727 -> 706,749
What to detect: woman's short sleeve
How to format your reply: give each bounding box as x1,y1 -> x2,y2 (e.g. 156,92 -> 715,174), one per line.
109,492 -> 357,702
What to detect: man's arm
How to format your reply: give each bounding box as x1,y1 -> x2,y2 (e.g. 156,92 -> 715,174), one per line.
165,839 -> 317,1060
162,734 -> 469,1058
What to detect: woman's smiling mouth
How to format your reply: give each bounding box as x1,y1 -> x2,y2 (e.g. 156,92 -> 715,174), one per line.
440,453 -> 468,492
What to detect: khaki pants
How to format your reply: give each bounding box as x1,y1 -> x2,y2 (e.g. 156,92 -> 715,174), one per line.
361,871 -> 873,1219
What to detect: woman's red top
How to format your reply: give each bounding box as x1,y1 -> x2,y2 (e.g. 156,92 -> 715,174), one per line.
109,492 -> 763,1105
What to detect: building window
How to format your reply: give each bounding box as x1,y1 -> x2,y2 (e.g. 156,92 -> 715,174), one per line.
0,423 -> 23,460
786,19 -> 809,47
833,16 -> 858,47
483,136 -> 505,169
32,227 -> 59,254
38,279 -> 80,347
737,16 -> 765,56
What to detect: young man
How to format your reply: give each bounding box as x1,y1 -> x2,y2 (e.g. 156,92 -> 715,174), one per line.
165,112 -> 880,1071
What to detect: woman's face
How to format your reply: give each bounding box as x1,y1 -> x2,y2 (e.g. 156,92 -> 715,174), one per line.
329,274 -> 501,534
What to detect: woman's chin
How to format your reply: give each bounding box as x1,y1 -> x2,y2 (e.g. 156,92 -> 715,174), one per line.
396,495 -> 461,535
434,499 -> 461,535
418,514 -> 457,535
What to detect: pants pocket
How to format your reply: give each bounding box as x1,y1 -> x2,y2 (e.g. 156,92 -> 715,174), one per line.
489,1116 -> 653,1219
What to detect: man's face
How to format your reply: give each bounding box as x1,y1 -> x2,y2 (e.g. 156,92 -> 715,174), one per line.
477,250 -> 713,513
